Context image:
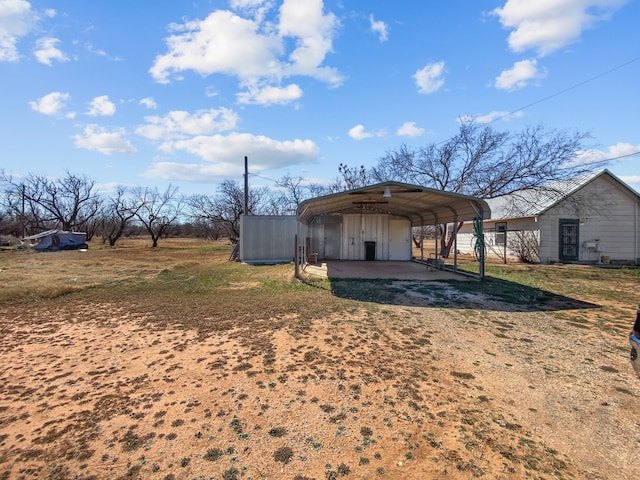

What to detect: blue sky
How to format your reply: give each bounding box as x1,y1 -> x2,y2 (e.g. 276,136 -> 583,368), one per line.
1,0 -> 639,196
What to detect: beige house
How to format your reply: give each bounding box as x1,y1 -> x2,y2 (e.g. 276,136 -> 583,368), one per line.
457,170 -> 640,264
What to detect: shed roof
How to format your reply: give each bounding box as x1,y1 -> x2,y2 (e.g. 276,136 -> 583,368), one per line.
297,181 -> 490,225
485,169 -> 640,220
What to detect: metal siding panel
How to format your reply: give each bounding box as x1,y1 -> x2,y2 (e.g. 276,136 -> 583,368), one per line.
360,215 -> 389,260
240,216 -> 297,263
344,215 -> 362,260
309,223 -> 324,258
324,223 -> 342,259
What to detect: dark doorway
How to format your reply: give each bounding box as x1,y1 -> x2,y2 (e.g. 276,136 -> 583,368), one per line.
364,241 -> 376,261
559,219 -> 579,261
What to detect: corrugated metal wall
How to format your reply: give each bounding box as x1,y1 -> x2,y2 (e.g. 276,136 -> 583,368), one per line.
239,215 -> 297,264
341,214 -> 390,260
239,213 -> 412,263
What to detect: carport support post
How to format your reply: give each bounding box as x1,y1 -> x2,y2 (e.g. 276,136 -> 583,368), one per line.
454,215 -> 458,270
479,223 -> 485,279
294,234 -> 299,278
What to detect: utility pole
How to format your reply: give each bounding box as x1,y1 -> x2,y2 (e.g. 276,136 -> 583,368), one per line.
21,184 -> 26,238
243,156 -> 248,215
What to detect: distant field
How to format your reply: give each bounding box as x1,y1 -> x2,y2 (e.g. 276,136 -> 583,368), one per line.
0,238 -> 638,479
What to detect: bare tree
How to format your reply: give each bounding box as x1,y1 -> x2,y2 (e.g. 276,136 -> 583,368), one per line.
98,186 -> 142,246
132,185 -> 183,248
1,171 -> 42,234
356,121 -> 592,257
328,164 -> 372,192
275,174 -> 307,214
0,176 -> 22,237
271,174 -> 328,214
187,180 -> 268,242
1,171 -> 101,233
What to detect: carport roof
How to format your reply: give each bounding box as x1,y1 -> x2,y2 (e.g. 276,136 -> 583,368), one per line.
297,181 -> 491,225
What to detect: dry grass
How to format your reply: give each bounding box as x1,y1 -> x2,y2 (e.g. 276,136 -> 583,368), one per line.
0,238 -> 639,480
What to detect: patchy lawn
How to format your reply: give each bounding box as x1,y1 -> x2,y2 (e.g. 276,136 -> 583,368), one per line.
1,240 -> 638,479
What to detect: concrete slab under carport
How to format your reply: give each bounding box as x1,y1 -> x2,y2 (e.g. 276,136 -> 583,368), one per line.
302,260 -> 474,281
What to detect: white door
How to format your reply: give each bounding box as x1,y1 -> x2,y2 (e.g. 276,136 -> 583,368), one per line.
389,219 -> 411,260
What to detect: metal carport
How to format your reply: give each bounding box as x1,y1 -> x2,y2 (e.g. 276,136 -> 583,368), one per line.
296,181 -> 491,278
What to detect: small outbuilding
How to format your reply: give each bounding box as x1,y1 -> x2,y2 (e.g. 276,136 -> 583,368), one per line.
240,181 -> 490,275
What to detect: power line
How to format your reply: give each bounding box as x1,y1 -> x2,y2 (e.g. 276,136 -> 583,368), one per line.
575,150 -> 640,170
604,150 -> 640,162
247,172 -> 279,183
486,55 -> 640,125
246,57 -> 640,184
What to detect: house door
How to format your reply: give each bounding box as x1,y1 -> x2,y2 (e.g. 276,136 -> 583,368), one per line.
559,219 -> 579,261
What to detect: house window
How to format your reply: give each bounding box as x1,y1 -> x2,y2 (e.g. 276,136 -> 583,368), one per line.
495,222 -> 507,246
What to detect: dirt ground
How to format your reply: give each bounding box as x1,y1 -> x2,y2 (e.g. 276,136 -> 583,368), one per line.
1,249 -> 639,479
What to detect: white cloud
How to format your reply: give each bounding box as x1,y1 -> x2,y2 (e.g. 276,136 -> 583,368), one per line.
620,175 -> 640,192
348,125 -> 371,140
236,83 -> 303,105
87,95 -> 116,116
139,97 -> 158,110
458,110 -> 525,124
278,0 -> 341,83
85,43 -> 108,58
158,132 -> 319,172
150,10 -> 280,84
413,61 -> 445,94
0,0 -> 37,62
149,1 -> 342,103
29,91 -> 71,116
33,37 -> 68,65
494,59 -> 546,91
230,0 -> 269,7
143,161 -> 244,182
607,142 -> 640,159
230,0 -> 274,23
136,106 -> 317,183
348,124 -> 384,140
73,124 -> 137,155
136,108 -> 239,140
396,121 -> 425,138
369,14 -> 388,42
230,0 -> 271,8
492,0 -> 629,56
576,142 -> 640,165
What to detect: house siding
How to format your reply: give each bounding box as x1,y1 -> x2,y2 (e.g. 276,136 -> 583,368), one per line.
541,174 -> 639,263
457,218 -> 540,261
458,172 -> 640,264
